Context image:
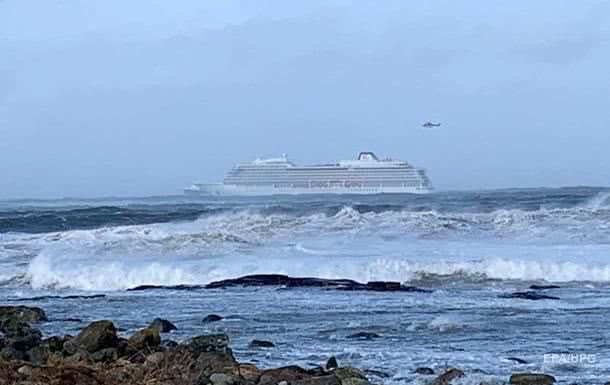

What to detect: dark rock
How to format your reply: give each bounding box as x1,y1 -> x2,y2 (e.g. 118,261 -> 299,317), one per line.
186,334 -> 230,354
249,339 -> 275,348
507,357 -> 528,364
63,320 -> 118,354
258,366 -> 313,385
1,346 -> 27,361
326,356 -> 338,370
206,274 -> 431,293
0,306 -> 48,323
510,373 -> 556,385
162,339 -> 179,349
415,367 -> 435,375
43,336 -> 67,353
148,318 -> 177,333
500,291 -> 560,300
61,318 -> 83,323
0,320 -> 42,352
431,368 -> 464,385
7,294 -> 106,302
127,284 -> 205,291
192,349 -> 239,378
307,366 -> 328,377
529,285 -> 561,290
26,345 -> 49,366
347,332 -> 381,340
90,347 -> 118,363
203,314 -> 224,323
364,369 -> 389,378
128,327 -> 160,351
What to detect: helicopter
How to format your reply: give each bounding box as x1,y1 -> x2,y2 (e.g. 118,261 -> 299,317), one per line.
422,121 -> 441,128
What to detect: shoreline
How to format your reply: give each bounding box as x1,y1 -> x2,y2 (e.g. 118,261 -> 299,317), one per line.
1,304 -> 560,385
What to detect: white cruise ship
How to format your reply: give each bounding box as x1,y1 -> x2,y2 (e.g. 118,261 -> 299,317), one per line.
185,152 -> 433,196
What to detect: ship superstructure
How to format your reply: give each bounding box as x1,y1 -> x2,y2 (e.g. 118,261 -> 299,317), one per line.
185,152 -> 433,196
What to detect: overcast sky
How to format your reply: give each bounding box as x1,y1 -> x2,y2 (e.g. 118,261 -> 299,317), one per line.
1,1 -> 609,199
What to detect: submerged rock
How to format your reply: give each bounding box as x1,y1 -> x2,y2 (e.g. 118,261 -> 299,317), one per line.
510,373 -> 556,385
529,285 -> 561,290
203,314 -> 224,323
500,291 -> 560,300
347,332 -> 381,340
249,339 -> 275,348
415,367 -> 435,375
148,318 -> 177,333
507,357 -> 528,364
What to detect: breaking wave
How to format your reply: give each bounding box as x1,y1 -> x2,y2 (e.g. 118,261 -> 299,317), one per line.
2,187 -> 610,291
17,253 -> 610,291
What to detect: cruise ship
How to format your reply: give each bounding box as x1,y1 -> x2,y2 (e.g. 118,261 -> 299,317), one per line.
185,152 -> 433,196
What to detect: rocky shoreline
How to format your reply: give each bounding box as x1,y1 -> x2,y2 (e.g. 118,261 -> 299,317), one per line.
0,303 -> 567,385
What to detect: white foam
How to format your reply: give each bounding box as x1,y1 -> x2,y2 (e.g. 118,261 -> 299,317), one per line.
5,204 -> 610,290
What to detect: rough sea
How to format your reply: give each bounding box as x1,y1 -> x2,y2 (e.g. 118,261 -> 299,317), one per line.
1,187 -> 610,384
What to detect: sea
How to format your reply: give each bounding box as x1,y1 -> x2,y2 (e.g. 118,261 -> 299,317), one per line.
1,187 -> 609,384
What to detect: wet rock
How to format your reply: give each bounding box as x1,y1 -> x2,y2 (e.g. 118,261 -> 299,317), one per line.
507,357 -> 528,364
415,367 -> 435,375
529,285 -> 561,290
431,368 -> 464,385
203,314 -> 224,323
7,294 -> 106,301
63,320 -> 118,354
0,306 -> 48,323
62,318 -> 83,323
206,274 -> 431,293
326,356 -> 338,370
510,373 -> 556,385
90,347 -> 118,363
500,291 -> 560,300
128,327 -> 161,351
347,332 -> 381,340
249,339 -> 275,348
127,284 -> 206,291
148,318 -> 177,333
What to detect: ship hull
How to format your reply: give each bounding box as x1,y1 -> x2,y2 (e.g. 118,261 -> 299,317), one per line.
185,183 -> 433,196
